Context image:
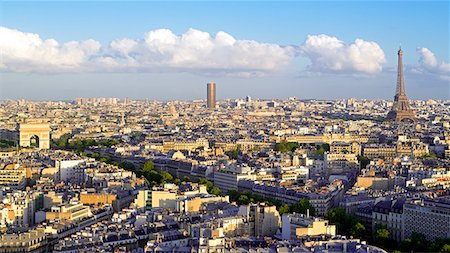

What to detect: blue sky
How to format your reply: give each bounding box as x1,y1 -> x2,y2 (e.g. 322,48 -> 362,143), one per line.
0,1 -> 449,100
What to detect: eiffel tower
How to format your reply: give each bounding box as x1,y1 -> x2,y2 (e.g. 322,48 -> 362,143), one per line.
386,48 -> 416,122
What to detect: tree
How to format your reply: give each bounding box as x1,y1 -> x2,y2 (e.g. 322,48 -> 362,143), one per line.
430,238 -> 450,252
227,145 -> 241,160
400,238 -> 413,252
421,152 -> 436,159
290,198 -> 315,216
375,228 -> 394,251
161,171 -> 174,183
351,222 -> 366,238
99,156 -> 112,164
407,232 -> 429,252
173,178 -> 182,185
314,143 -> 330,155
87,152 -> 100,159
53,134 -> 72,149
357,156 -> 371,169
119,161 -> 136,171
227,189 -> 285,210
286,142 -> 299,152
376,228 -> 390,240
325,208 -> 358,236
199,179 -> 214,192
441,244 -> 450,252
210,187 -> 222,196
278,204 -> 290,215
275,141 -> 299,153
141,169 -> 163,186
238,195 -> 250,205
143,161 -> 155,172
227,189 -> 240,201
198,179 -> 223,195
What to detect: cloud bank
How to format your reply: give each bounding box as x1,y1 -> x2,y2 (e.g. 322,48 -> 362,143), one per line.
412,47 -> 450,81
1,26 -> 447,81
0,27 -> 293,76
0,27 -> 101,73
299,34 -> 386,75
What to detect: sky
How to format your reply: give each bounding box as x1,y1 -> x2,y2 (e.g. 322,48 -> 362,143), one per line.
0,1 -> 449,101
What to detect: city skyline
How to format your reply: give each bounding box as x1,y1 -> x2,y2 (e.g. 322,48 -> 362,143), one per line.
0,1 -> 449,100
1,2 -> 450,252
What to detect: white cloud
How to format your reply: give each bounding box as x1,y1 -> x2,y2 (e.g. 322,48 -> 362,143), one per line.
299,34 -> 386,74
0,26 -> 293,76
0,27 -> 101,72
7,26 -> 445,81
413,47 -> 450,81
103,28 -> 294,75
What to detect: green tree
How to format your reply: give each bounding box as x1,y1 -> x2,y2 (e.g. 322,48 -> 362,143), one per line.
227,189 -> 286,210
376,228 -> 390,240
53,134 -> 72,149
229,145 -> 241,159
119,161 -> 136,171
421,152 -> 436,159
407,232 -> 429,252
87,152 -> 99,159
357,156 -> 371,169
173,178 -> 181,185
143,161 -> 155,172
278,204 -> 290,215
400,238 -> 413,252
198,179 -> 224,196
375,228 -> 395,251
210,187 -> 222,196
199,179 -> 214,192
430,238 -> 450,252
144,170 -> 163,185
325,208 -> 358,235
238,195 -> 250,205
161,171 -> 174,183
99,156 -> 112,163
290,198 -> 315,216
286,142 -> 299,152
351,222 -> 366,238
314,143 -> 330,155
227,189 -> 240,201
440,244 -> 450,252
275,141 -> 299,153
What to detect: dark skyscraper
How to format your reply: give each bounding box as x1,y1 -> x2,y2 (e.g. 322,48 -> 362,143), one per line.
386,48 -> 416,122
207,82 -> 216,108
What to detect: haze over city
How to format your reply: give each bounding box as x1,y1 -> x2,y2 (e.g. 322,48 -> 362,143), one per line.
1,1 -> 449,100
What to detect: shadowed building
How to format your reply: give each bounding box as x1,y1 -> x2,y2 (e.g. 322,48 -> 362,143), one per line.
386,48 -> 416,122
207,82 -> 216,108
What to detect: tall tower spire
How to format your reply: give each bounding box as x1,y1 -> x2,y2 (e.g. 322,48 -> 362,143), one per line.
386,48 -> 416,122
396,48 -> 406,96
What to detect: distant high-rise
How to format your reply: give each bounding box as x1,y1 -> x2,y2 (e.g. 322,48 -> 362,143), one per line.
207,82 -> 216,108
386,48 -> 416,122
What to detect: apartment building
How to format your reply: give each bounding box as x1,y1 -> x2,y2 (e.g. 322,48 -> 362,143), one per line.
403,198 -> 450,241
